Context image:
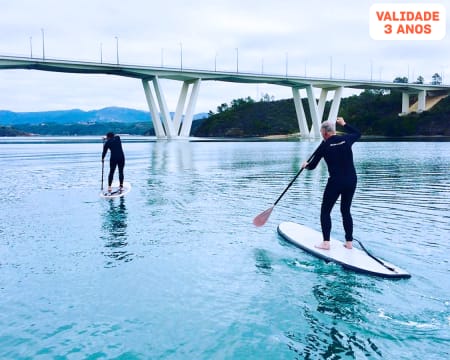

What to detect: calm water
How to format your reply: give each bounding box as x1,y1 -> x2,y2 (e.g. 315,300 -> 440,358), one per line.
0,137 -> 449,359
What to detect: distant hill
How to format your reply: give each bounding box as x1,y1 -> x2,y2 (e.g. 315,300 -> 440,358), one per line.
0,107 -> 209,136
0,126 -> 30,136
0,107 -> 150,125
2,93 -> 449,137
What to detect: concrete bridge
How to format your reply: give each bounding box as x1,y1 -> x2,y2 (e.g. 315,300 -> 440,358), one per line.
1,55 -> 449,139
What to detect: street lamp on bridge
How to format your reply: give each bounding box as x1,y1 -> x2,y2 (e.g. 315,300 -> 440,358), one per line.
285,52 -> 288,77
236,48 -> 239,73
370,60 -> 373,81
180,42 -> 183,70
115,36 -> 119,65
329,56 -> 333,79
41,29 -> 45,60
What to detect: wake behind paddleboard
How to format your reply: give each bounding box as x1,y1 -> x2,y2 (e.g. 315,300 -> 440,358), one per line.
100,181 -> 131,199
277,222 -> 410,279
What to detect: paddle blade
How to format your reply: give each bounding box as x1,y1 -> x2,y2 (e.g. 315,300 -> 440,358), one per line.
253,206 -> 274,227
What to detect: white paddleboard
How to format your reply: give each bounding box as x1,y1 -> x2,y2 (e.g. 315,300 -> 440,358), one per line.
277,222 -> 410,279
100,181 -> 131,199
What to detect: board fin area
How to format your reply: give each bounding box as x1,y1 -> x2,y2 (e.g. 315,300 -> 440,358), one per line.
277,221 -> 411,279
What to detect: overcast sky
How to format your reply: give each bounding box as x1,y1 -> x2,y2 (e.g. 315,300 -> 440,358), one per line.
0,0 -> 448,113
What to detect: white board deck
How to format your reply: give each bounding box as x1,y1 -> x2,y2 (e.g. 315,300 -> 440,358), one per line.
99,181 -> 131,199
277,222 -> 410,279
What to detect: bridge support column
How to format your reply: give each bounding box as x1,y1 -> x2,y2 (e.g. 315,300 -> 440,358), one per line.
179,79 -> 201,137
401,92 -> 410,115
292,86 -> 344,138
327,86 -> 343,122
292,87 -> 309,137
306,85 -> 321,138
152,76 -> 176,138
142,76 -> 201,138
142,78 -> 166,138
418,90 -> 426,112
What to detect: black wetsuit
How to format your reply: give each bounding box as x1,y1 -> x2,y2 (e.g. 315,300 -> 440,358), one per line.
306,124 -> 361,242
102,136 -> 125,187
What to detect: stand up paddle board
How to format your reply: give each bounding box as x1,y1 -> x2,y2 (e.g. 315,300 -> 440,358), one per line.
100,181 -> 131,199
277,222 -> 410,279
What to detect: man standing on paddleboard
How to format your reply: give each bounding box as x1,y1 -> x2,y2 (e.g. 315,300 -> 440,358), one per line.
102,132 -> 126,193
302,117 -> 361,250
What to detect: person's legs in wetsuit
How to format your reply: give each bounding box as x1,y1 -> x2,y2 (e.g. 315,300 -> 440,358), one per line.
318,178 -> 356,249
108,159 -> 118,191
320,180 -> 341,242
340,181 -> 356,243
117,158 -> 125,189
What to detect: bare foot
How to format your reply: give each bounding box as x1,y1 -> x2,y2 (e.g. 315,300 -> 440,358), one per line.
315,241 -> 330,250
344,241 -> 353,249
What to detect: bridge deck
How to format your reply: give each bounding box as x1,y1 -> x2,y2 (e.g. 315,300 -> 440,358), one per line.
1,55 -> 449,93
1,55 -> 449,139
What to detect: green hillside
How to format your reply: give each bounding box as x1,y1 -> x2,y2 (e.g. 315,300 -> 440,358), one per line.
1,91 -> 449,137
0,126 -> 30,136
193,90 -> 450,137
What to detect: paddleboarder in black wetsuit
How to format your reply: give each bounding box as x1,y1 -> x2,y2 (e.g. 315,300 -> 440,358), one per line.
302,117 -> 361,250
102,132 -> 125,193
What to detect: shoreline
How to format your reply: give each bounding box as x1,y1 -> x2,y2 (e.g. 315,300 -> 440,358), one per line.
260,133 -> 450,141
1,133 -> 450,143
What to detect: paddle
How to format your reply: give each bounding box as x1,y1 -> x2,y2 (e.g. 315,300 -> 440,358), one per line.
253,142 -> 323,227
101,160 -> 105,191
101,136 -> 106,191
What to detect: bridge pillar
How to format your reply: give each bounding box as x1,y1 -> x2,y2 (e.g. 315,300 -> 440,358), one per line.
317,89 -> 328,123
152,76 -> 176,138
401,92 -> 410,115
173,81 -> 190,134
327,86 -> 343,122
401,90 -> 429,115
292,86 -> 344,138
418,90 -> 426,112
142,78 -> 166,138
179,79 -> 201,137
292,87 -> 309,137
306,85 -> 321,138
142,76 -> 201,138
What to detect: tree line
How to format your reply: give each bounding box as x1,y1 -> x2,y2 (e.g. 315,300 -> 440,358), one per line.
193,89 -> 450,137
1,86 -> 449,137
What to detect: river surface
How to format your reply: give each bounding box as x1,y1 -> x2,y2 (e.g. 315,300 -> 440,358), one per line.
0,137 -> 449,359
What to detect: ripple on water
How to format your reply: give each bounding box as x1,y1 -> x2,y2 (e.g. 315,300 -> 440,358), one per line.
0,140 -> 449,359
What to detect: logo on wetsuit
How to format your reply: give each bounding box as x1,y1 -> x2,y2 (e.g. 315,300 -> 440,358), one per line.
330,140 -> 346,147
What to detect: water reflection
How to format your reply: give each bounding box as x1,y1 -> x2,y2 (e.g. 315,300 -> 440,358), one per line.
101,197 -> 133,268
287,273 -> 383,359
253,248 -> 273,275
311,274 -> 370,320
150,140 -> 194,173
287,310 -> 383,359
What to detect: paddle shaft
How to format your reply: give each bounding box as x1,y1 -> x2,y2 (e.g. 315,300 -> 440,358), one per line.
101,160 -> 104,190
273,142 -> 323,206
101,137 -> 106,190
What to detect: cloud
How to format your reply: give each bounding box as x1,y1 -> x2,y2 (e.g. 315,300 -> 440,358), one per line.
0,0 -> 448,112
